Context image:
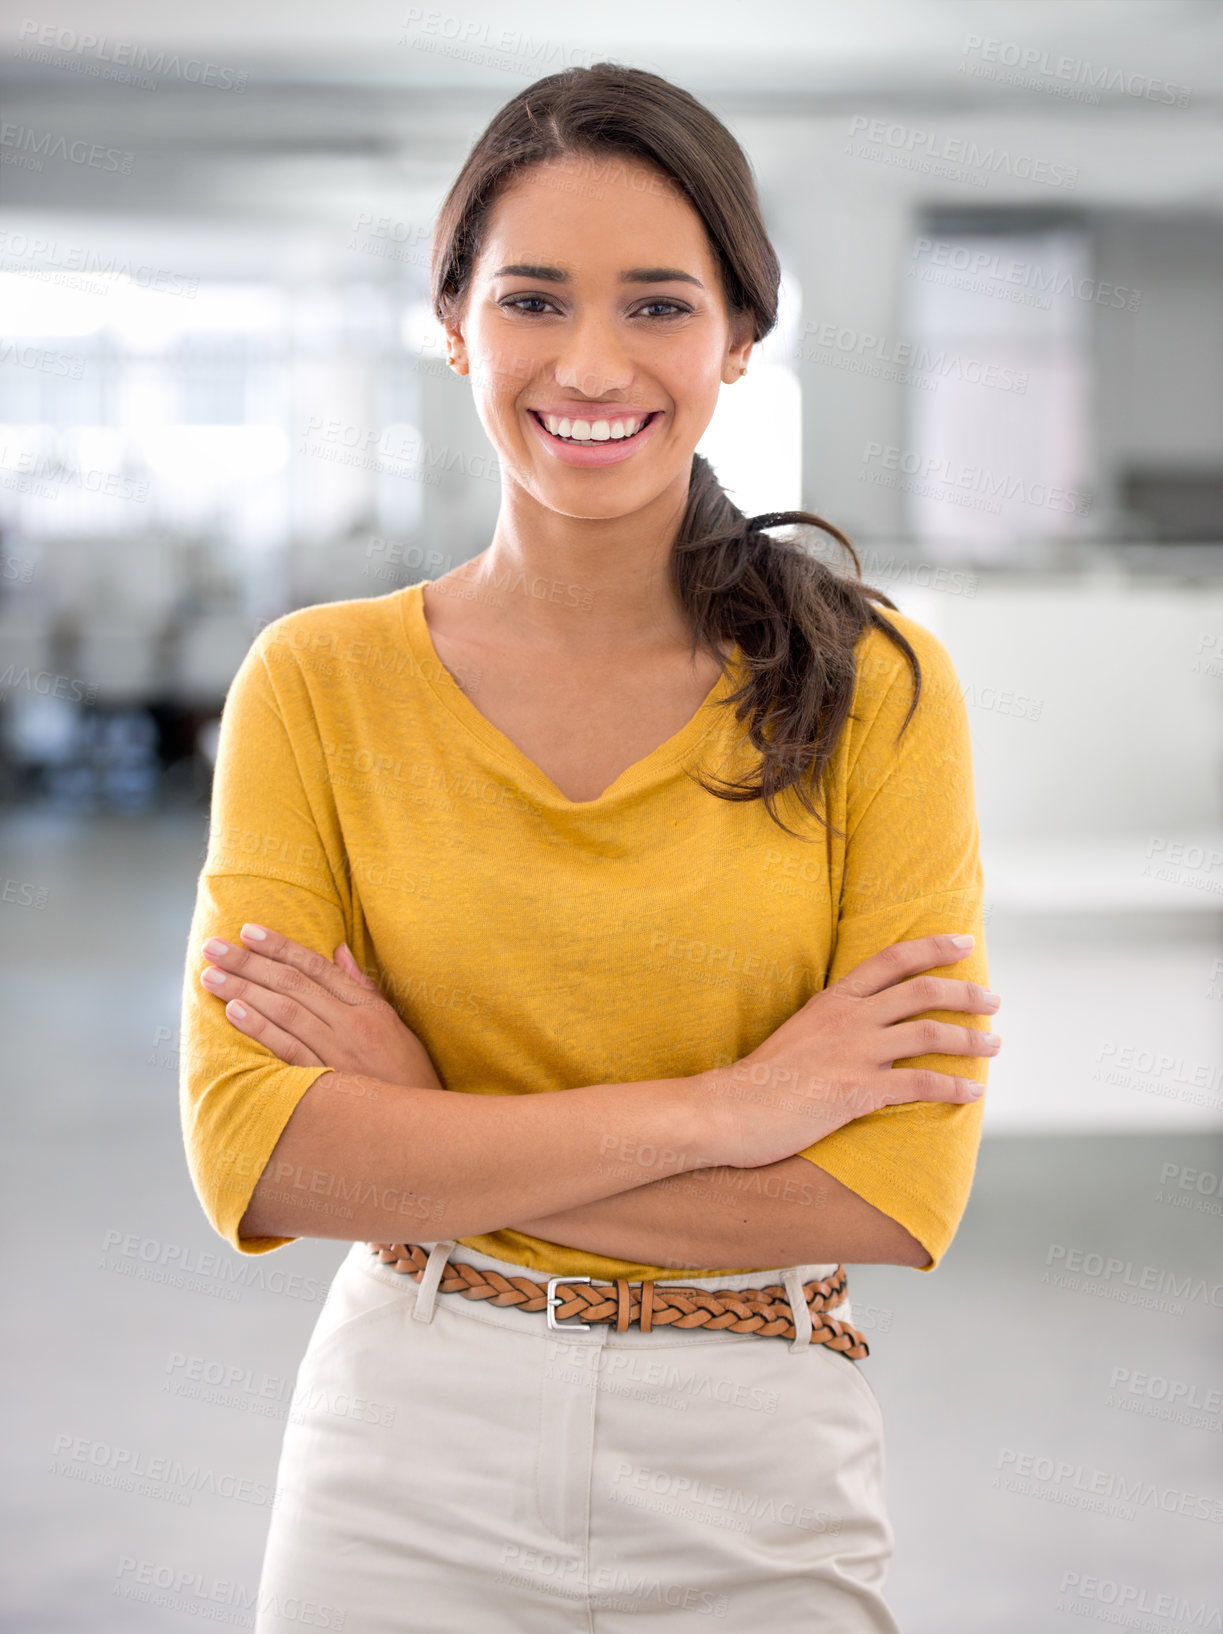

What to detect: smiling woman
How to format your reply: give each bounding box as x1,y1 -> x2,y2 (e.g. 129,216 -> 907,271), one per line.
179,59 -> 995,1633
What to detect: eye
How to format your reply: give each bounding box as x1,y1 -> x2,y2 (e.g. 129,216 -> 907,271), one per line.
501,295 -> 560,316
636,300 -> 689,319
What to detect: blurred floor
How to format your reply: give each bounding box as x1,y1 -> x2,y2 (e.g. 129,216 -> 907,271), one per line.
1,807 -> 1220,1632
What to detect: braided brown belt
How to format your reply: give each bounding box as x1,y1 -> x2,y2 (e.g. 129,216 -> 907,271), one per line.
366,1242 -> 870,1359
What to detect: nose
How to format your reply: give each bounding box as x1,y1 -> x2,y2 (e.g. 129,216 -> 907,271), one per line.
552,311 -> 634,401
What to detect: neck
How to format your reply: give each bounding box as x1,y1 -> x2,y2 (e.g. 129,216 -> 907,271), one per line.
462,476 -> 699,659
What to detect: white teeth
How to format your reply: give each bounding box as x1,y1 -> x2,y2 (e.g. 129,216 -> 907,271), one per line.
540,412 -> 649,443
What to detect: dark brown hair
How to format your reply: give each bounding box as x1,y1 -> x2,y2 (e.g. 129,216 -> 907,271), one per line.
431,61 -> 920,839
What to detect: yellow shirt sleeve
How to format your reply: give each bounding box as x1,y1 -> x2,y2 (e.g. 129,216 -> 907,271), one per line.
793,613 -> 990,1271
178,629 -> 347,1256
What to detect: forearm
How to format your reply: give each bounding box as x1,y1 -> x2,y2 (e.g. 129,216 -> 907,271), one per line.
236,1071 -> 724,1248
510,1154 -> 932,1270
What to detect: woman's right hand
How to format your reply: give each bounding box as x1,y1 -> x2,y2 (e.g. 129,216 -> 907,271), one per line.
695,933 -> 1000,1170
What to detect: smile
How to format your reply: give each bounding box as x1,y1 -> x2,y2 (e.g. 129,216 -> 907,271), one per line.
530,410 -> 658,445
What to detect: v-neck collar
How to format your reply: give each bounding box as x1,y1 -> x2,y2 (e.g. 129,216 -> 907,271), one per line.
396,579 -> 741,811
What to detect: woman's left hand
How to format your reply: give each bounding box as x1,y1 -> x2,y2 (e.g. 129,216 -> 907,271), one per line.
199,923 -> 444,1090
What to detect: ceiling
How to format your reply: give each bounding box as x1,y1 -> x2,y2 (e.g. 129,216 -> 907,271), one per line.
2,0 -> 1221,94
1,0 -> 1221,244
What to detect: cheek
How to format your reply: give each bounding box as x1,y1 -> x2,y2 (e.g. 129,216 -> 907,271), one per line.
476,346 -> 537,400
664,359 -> 724,422
664,336 -> 727,395
467,314 -> 542,395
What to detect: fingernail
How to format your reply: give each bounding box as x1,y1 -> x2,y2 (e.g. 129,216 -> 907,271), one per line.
985,1032 -> 1002,1047
241,924 -> 267,940
949,934 -> 974,948
226,1000 -> 247,1020
202,938 -> 230,956
984,990 -> 1001,1008
201,967 -> 226,987
969,1085 -> 985,1097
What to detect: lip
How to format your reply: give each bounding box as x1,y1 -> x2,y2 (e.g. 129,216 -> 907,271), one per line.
529,403 -> 662,421
526,408 -> 663,467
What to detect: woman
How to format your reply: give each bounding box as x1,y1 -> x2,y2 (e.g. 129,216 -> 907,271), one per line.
179,62 -> 1000,1631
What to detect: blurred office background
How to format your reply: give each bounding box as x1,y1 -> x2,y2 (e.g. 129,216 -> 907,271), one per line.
1,1 -> 1220,1629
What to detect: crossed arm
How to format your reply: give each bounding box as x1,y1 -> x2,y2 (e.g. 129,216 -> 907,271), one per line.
508,1159 -> 931,1269
204,926 -> 931,1270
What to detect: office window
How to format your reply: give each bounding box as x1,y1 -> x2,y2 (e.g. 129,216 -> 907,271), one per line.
903,220 -> 1094,557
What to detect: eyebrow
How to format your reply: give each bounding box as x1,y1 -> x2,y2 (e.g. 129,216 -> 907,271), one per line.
491,263 -> 704,289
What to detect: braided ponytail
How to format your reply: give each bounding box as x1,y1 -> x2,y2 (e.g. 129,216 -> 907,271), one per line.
672,455 -> 920,840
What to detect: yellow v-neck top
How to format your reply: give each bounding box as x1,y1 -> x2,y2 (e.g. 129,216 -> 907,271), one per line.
179,579 -> 989,1278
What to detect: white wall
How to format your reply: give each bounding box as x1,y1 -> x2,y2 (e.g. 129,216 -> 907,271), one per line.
890,576 -> 1223,845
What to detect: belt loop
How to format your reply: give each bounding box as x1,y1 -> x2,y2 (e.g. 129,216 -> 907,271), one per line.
782,1267 -> 812,1353
639,1281 -> 654,1334
615,1279 -> 631,1333
412,1240 -> 456,1324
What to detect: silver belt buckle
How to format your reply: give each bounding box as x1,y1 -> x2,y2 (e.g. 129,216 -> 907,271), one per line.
545,1275 -> 592,1330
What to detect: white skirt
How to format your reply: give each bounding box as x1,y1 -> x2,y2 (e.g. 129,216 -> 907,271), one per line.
254,1238 -> 901,1632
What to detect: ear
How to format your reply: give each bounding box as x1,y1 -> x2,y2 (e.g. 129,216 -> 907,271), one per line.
442,317 -> 471,377
722,314 -> 755,385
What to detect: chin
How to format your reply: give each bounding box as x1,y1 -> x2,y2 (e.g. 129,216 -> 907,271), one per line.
533,471 -> 672,518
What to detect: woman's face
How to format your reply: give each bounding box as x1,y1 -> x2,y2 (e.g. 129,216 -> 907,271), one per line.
443,153 -> 754,522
